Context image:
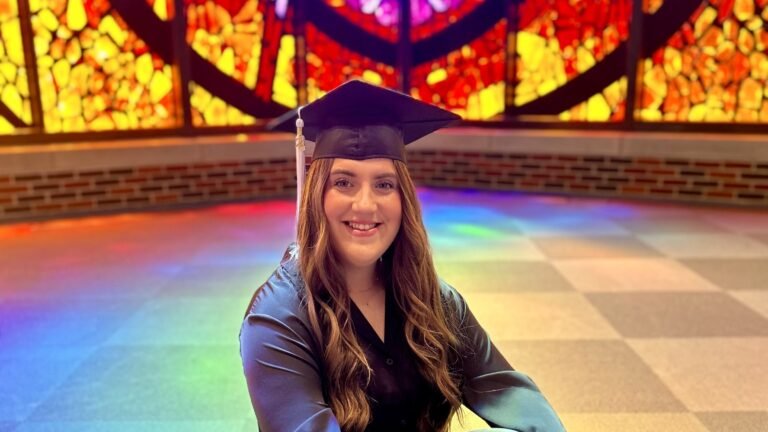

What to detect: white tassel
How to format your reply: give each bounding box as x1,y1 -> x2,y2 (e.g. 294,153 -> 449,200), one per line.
294,107 -> 305,239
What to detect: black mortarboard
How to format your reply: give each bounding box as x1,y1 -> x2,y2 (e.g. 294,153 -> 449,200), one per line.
267,79 -> 461,161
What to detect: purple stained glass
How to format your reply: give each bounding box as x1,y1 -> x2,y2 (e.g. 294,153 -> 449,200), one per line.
346,0 -> 462,26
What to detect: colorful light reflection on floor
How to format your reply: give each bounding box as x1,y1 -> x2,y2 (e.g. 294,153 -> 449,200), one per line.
2,188 -> 768,432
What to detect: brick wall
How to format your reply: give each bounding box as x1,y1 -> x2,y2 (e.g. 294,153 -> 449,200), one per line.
407,151 -> 768,206
3,131 -> 768,222
0,158 -> 296,221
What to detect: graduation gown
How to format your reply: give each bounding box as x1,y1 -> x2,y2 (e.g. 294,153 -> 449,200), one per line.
240,247 -> 565,432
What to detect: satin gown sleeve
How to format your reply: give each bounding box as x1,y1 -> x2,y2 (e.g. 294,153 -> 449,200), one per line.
240,259 -> 341,432
441,282 -> 567,432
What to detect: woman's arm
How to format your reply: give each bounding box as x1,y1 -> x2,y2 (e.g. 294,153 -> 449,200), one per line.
442,283 -> 566,432
240,268 -> 341,432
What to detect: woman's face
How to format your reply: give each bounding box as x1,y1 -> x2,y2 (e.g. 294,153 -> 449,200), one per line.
323,158 -> 403,270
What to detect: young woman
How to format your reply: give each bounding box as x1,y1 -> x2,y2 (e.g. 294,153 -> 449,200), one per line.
240,81 -> 565,432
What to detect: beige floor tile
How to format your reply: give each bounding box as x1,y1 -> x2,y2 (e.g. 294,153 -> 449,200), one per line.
628,338 -> 768,411
431,235 -> 547,261
587,292 -> 768,337
752,233 -> 768,246
532,236 -> 662,259
464,293 -> 620,340
510,217 -> 631,236
681,259 -> 768,291
559,413 -> 709,432
435,261 -> 574,293
496,341 -> 685,413
729,291 -> 768,320
704,213 -> 768,234
695,411 -> 768,432
554,258 -> 720,292
617,217 -> 730,235
637,234 -> 768,258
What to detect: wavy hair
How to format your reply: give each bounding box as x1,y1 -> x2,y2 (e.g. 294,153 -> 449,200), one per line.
297,157 -> 463,431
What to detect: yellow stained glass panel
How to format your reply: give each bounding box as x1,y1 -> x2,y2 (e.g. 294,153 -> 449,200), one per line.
32,1 -> 179,132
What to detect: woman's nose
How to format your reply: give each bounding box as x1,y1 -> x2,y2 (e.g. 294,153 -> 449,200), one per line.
352,184 -> 376,213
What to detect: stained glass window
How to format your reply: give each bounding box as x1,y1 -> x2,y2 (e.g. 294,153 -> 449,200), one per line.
29,0 -> 179,133
0,0 -> 32,134
514,0 -> 632,121
325,0 -> 397,41
411,0 -> 484,42
410,19 -> 506,120
305,22 -> 398,101
182,0 -> 296,126
638,0 -> 768,123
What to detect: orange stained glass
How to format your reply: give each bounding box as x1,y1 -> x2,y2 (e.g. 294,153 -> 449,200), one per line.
185,0 -> 296,125
639,0 -> 768,122
0,0 -> 33,134
559,77 -> 627,121
410,19 -> 506,120
189,81 -> 255,126
305,22 -> 398,102
514,0 -> 631,121
146,0 -> 173,20
31,0 -> 180,133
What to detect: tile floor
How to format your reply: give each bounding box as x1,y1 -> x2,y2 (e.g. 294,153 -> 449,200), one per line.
1,188 -> 767,432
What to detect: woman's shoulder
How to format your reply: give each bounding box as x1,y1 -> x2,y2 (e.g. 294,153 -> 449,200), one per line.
437,278 -> 468,322
244,244 -> 307,319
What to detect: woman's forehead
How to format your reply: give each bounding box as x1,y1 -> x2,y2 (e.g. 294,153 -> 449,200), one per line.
329,158 -> 397,175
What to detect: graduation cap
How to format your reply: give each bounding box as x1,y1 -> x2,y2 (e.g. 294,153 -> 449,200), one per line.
267,80 -> 461,229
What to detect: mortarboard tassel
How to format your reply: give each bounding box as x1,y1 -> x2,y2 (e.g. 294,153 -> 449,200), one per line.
294,107 -> 305,238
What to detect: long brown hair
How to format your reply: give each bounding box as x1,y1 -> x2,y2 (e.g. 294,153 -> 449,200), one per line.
297,157 -> 463,431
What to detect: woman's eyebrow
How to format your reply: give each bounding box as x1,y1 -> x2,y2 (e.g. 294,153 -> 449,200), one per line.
329,170 -> 397,180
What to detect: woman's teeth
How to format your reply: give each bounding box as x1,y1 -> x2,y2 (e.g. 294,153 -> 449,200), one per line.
348,222 -> 377,231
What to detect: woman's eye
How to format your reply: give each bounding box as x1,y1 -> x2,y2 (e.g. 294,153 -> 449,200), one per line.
377,181 -> 395,190
334,178 -> 351,188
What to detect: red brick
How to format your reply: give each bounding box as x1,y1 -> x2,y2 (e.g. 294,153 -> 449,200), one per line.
0,197 -> 12,205
624,168 -> 646,174
650,169 -> 676,175
755,184 -> 768,190
723,182 -> 749,189
724,162 -> 752,169
531,155 -> 553,161
569,184 -> 591,191
707,190 -> 733,198
0,185 -> 27,194
557,156 -> 579,162
649,188 -> 674,195
138,166 -> 164,173
64,181 -> 90,188
637,158 -> 663,165
0,176 -> 10,184
520,180 -> 540,188
66,201 -> 95,209
711,172 -> 737,179
155,194 -> 179,203
110,188 -> 135,195
34,203 -> 63,212
622,186 -> 646,194
663,180 -> 687,186
694,161 -> 720,168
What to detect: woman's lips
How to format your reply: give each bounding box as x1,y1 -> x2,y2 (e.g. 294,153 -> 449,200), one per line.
344,221 -> 380,237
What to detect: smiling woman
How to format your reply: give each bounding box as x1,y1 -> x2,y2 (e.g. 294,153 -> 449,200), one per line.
239,80 -> 565,432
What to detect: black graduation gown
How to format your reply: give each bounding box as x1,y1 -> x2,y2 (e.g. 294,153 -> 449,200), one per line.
240,247 -> 565,432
